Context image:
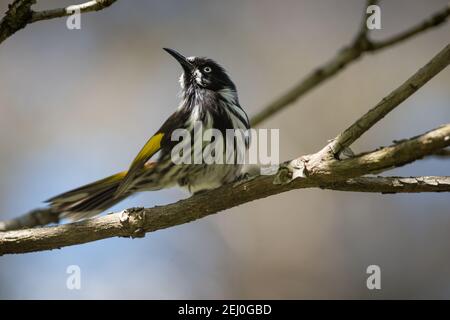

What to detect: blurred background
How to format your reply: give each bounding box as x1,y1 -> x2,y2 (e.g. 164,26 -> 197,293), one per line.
0,0 -> 449,299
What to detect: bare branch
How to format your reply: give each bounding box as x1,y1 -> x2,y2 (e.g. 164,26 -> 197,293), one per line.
0,0 -> 117,45
355,0 -> 379,42
1,124 -> 450,252
432,148 -> 450,158
0,0 -> 34,44
3,130 -> 448,233
1,174 -> 450,255
305,124 -> 450,178
322,176 -> 450,194
325,43 -> 450,156
250,2 -> 450,126
370,3 -> 450,51
0,208 -> 58,232
30,0 -> 117,23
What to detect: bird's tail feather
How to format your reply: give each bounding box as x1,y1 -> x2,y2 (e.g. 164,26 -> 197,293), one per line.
46,171 -> 129,221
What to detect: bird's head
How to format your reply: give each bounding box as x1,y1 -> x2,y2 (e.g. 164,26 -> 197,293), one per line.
163,48 -> 236,93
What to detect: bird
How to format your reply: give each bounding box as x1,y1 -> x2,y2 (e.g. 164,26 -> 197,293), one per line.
46,48 -> 251,221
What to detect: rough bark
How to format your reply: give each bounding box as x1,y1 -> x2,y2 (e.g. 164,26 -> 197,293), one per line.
0,0 -> 117,44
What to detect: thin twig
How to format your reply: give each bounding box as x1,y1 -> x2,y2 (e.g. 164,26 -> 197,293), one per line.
308,124 -> 450,178
355,0 -> 379,43
250,2 -> 450,126
324,43 -> 450,157
369,3 -> 450,51
30,0 -> 117,23
0,0 -> 117,45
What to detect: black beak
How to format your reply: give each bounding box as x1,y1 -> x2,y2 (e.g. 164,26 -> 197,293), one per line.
163,48 -> 194,74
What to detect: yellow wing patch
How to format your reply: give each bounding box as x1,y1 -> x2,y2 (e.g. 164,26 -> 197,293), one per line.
130,132 -> 164,169
115,132 -> 164,196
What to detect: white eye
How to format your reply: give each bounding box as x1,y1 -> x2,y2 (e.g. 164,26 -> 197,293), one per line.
203,66 -> 212,73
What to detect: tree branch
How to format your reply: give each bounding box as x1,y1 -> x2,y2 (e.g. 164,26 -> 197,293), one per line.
321,176 -> 450,194
250,2 -> 450,126
1,2 -> 449,255
30,0 -> 117,23
0,0 -> 117,45
369,3 -> 450,51
1,123 -> 449,253
0,0 -> 34,44
3,126 -> 449,233
303,124 -> 450,179
432,148 -> 450,158
325,43 -> 450,156
1,122 -> 448,234
1,173 -> 450,255
0,208 -> 59,232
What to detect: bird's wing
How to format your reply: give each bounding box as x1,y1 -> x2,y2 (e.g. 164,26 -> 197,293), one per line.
114,109 -> 189,197
115,132 -> 164,197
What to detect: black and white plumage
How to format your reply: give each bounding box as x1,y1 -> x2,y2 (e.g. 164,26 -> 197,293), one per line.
47,48 -> 250,221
